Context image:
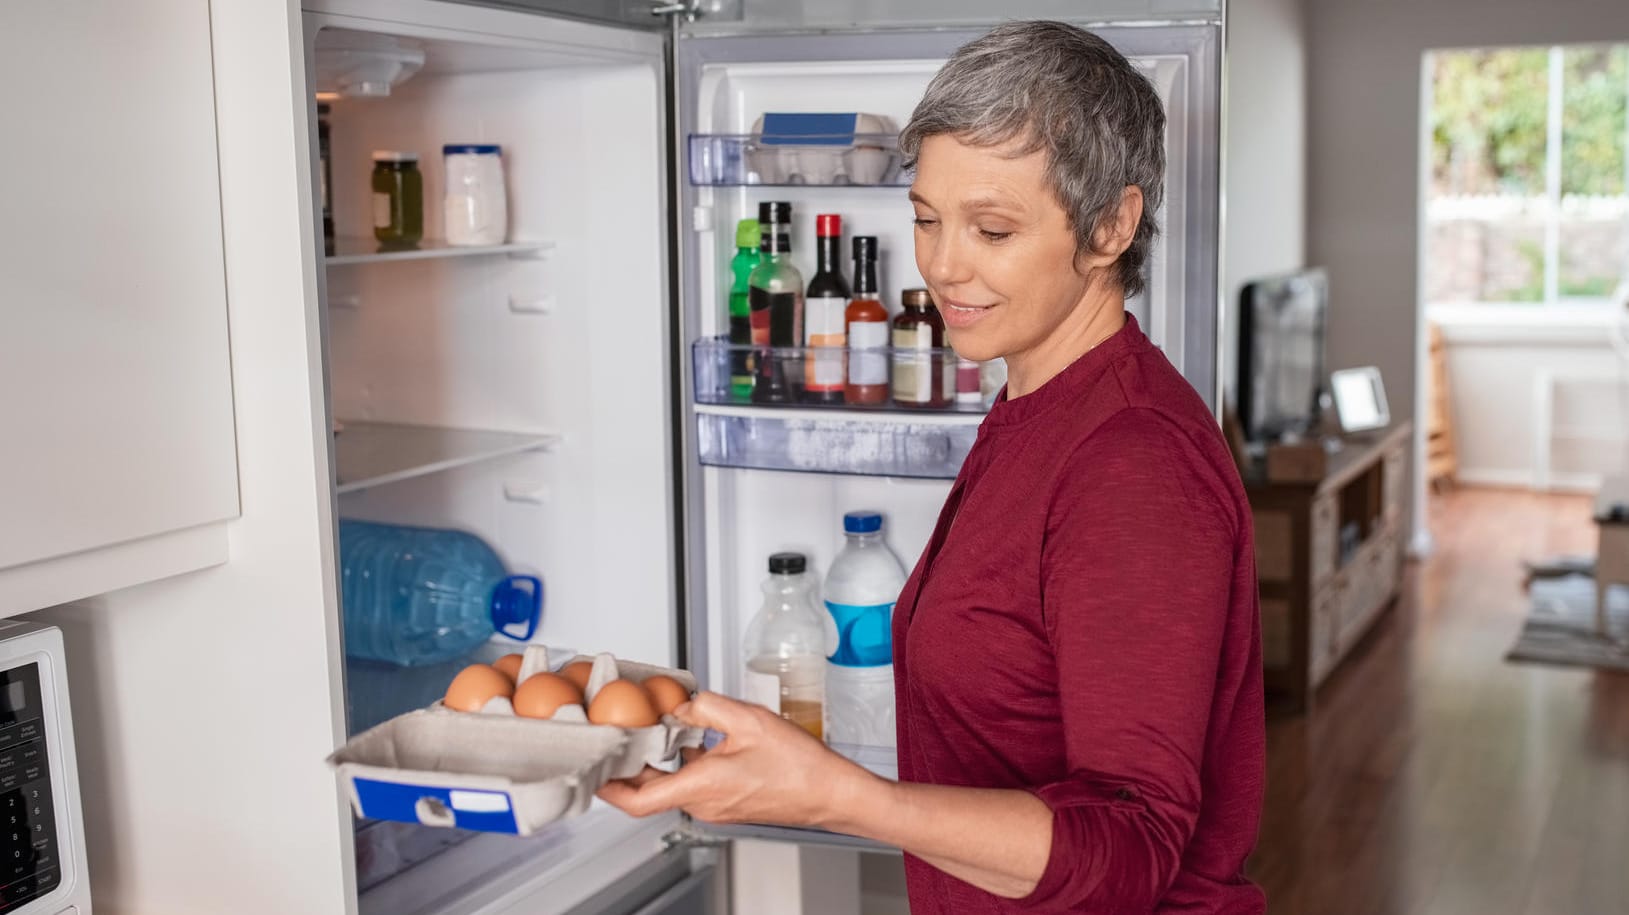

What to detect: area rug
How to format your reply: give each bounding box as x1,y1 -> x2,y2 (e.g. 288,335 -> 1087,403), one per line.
1506,573 -> 1629,673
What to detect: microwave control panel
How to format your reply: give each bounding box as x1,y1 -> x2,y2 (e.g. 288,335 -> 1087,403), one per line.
0,663 -> 58,911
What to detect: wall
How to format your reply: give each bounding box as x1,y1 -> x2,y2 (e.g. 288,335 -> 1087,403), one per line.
1303,0 -> 1629,540
1221,0 -> 1308,402
28,0 -> 355,912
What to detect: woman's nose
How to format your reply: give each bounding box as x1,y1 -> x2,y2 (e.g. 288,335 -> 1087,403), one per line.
922,230 -> 973,288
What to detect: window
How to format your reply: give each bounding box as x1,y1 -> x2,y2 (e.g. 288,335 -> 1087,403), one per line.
1425,44 -> 1629,306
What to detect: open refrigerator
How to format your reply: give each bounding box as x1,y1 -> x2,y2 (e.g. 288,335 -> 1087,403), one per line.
301,0 -> 1221,911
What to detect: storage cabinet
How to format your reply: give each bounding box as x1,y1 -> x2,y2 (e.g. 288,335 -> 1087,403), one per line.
1246,424 -> 1411,710
0,0 -> 238,613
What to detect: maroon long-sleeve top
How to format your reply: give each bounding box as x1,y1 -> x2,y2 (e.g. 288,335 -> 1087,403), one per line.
892,315 -> 1266,913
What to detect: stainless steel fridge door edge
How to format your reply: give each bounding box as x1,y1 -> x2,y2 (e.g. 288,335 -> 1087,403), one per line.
684,818 -> 895,852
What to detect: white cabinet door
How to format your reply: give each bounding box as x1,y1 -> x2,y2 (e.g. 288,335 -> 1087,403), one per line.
0,0 -> 238,605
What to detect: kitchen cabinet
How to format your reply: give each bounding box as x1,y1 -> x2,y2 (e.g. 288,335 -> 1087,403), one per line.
0,0 -> 239,613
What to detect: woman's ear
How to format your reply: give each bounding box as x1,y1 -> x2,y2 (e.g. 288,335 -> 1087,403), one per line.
1075,185 -> 1144,275
1092,185 -> 1144,259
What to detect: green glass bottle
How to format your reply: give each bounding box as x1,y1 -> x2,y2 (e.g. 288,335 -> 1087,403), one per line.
728,218 -> 762,401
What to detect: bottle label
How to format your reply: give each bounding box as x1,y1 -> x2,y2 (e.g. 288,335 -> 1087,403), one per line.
847,320 -> 889,386
892,326 -> 933,403
805,296 -> 847,391
824,601 -> 895,667
372,192 -> 392,229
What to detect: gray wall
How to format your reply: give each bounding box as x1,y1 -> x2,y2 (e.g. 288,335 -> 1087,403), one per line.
1221,0 -> 1308,403
1303,0 -> 1629,541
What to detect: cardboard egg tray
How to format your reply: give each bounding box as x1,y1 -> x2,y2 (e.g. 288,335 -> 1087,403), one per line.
327,645 -> 704,835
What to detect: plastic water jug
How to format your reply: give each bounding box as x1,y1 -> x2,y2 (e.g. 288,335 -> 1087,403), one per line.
823,511 -> 905,747
338,519 -> 541,667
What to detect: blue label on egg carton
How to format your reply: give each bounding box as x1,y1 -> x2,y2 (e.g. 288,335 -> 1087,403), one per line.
759,113 -> 861,146
352,776 -> 520,834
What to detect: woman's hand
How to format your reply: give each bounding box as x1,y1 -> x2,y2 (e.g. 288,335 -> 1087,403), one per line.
596,691 -> 881,829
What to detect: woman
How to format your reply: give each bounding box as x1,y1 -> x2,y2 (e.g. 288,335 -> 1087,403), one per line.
601,20 -> 1265,913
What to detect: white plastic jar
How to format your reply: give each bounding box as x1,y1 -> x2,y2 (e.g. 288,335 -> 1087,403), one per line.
442,144 -> 507,246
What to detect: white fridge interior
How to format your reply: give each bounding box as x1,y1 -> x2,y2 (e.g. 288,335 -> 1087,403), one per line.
309,7 -> 699,912
306,1 -> 1215,911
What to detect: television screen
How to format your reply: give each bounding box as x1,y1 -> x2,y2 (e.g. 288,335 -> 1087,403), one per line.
1236,269 -> 1328,442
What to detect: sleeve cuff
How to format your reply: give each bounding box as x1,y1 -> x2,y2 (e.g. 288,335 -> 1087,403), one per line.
1016,778 -> 1149,910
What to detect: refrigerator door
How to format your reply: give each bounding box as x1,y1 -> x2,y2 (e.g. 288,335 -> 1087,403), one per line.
672,20 -> 1221,762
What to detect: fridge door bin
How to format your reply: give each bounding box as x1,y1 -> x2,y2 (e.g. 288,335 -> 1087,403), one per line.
694,405 -> 980,479
329,709 -> 630,835
688,133 -> 906,187
693,338 -> 989,412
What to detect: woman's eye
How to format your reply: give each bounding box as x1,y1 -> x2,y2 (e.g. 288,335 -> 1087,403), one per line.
912,217 -> 938,229
979,228 -> 1013,242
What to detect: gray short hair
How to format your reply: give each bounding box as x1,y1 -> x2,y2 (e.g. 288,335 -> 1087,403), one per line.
900,21 -> 1165,297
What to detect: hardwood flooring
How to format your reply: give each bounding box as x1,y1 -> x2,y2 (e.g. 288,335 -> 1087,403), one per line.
1248,488 -> 1629,914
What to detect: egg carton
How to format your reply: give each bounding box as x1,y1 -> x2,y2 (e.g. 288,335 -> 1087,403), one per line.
450,646 -> 704,780
327,709 -> 628,835
327,646 -> 704,834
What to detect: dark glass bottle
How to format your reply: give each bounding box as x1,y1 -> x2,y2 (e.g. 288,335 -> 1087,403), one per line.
803,214 -> 849,405
749,202 -> 803,404
892,289 -> 949,408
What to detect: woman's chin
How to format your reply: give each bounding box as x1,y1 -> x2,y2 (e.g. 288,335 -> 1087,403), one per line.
945,326 -> 1004,363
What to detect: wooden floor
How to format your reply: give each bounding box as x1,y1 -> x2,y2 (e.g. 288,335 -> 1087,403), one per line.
1247,488 -> 1629,914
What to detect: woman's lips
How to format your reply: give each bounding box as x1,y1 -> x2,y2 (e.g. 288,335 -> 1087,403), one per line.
940,298 -> 995,329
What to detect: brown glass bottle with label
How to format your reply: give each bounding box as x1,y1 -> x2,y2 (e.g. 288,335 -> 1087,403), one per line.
892,288 -> 949,408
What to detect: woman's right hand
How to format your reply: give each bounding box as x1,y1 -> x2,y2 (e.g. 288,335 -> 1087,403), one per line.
595,691 -> 880,830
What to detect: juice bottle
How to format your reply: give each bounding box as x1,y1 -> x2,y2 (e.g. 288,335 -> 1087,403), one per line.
844,236 -> 889,405
742,552 -> 829,740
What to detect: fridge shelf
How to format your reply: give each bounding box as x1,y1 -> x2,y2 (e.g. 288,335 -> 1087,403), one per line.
693,337 -> 994,414
326,236 -> 555,266
334,421 -> 560,494
694,404 -> 979,479
687,133 -> 909,187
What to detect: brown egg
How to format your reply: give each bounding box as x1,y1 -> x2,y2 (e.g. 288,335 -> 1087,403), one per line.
492,653 -> 524,682
559,660 -> 594,692
641,675 -> 690,717
444,664 -> 514,712
512,672 -> 585,720
587,679 -> 660,728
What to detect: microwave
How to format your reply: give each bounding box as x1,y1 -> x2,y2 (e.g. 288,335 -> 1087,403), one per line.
0,622 -> 89,914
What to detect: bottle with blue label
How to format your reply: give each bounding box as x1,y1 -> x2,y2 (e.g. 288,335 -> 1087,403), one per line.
823,511 -> 906,747
339,519 -> 541,667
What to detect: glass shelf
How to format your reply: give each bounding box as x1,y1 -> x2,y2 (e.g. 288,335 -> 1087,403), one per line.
333,421 -> 560,494
326,236 -> 554,266
688,133 -> 908,187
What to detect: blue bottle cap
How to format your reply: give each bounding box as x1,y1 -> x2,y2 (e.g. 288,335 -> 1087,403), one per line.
843,511 -> 883,534
443,144 -> 502,155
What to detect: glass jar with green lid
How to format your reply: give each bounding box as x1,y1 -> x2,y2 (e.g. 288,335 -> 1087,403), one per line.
371,151 -> 423,247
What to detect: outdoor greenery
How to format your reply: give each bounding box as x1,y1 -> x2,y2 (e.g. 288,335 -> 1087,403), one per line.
1431,45 -> 1627,196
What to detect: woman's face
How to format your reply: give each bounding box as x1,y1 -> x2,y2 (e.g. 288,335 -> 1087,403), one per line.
909,134 -> 1093,364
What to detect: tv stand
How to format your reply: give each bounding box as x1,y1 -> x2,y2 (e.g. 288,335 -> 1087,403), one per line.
1244,423 -> 1411,710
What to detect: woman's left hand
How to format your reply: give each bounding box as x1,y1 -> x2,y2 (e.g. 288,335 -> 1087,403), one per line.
596,691 -> 877,829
